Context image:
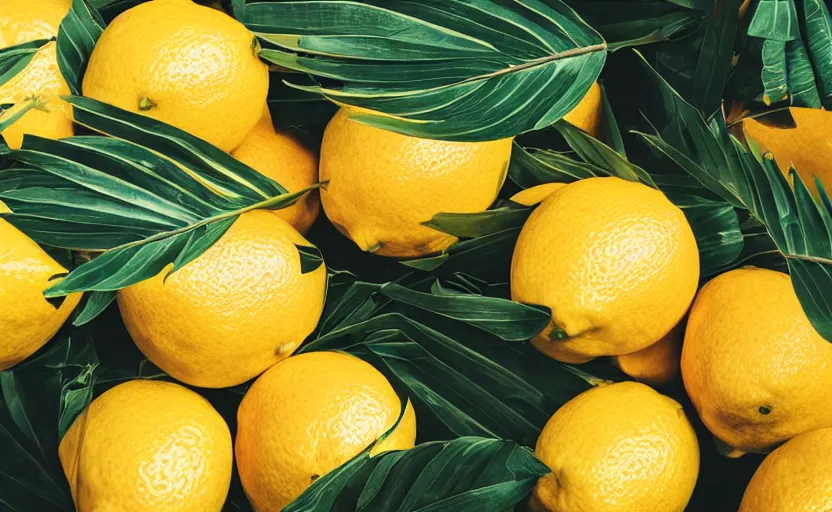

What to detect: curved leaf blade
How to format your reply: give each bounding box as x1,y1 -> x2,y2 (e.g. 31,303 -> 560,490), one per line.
379,281 -> 550,341
285,437 -> 549,512
56,0 -> 105,95
248,0 -> 607,141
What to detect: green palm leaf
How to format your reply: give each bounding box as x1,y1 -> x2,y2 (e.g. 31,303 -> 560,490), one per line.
633,53 -> 832,341
285,436 -> 549,512
0,98 -> 320,299
239,0 -> 607,141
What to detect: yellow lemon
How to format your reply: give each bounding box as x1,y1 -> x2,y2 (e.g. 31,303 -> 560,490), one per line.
739,428 -> 832,512
614,321 -> 684,387
681,266 -> 832,456
531,381 -> 699,512
319,107 -> 513,257
236,351 -> 416,511
117,211 -> 327,388
509,183 -> 568,207
0,219 -> 80,370
82,0 -> 268,152
563,81 -> 603,138
0,0 -> 73,149
59,380 -> 232,512
0,0 -> 71,46
742,107 -> 832,196
511,177 -> 699,363
232,107 -> 320,234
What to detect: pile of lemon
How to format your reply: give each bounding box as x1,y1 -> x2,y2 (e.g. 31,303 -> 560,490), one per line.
2,1 -> 832,511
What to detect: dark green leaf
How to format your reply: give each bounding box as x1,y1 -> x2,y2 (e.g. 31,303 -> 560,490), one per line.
302,311 -> 596,445
555,121 -> 656,186
785,36 -> 822,107
565,1 -> 706,51
56,0 -> 106,95
633,55 -> 832,341
379,281 -> 550,342
286,437 -> 548,512
599,82 -> 626,157
267,73 -> 336,129
422,204 -> 530,239
247,0 -> 607,141
761,38 -> 789,104
800,0 -> 832,108
72,290 -> 117,327
0,331 -> 97,512
0,39 -> 50,88
402,228 -> 519,278
508,143 -> 606,189
296,245 -> 325,274
679,200 -> 745,276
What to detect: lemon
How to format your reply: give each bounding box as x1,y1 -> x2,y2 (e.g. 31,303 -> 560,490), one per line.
563,81 -> 603,138
0,219 -> 80,370
59,380 -> 232,512
681,266 -> 832,456
742,107 -> 832,197
0,0 -> 73,149
236,351 -> 417,511
82,0 -> 268,152
531,381 -> 699,512
614,321 -> 684,386
117,211 -> 327,388
739,427 -> 832,512
232,107 -> 320,234
511,177 -> 700,363
319,107 -> 513,257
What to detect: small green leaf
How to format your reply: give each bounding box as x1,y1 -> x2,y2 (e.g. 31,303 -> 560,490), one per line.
508,143 -> 605,188
56,0 -> 106,95
422,204 -> 531,240
286,437 -> 549,512
72,290 -> 117,327
379,281 -> 550,341
554,121 -> 657,187
401,228 -> 520,277
679,200 -> 745,277
296,244 -> 325,274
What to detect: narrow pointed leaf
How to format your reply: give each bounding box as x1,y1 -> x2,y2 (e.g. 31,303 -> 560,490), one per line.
379,281 -> 550,341
56,0 -> 105,95
72,290 -> 117,327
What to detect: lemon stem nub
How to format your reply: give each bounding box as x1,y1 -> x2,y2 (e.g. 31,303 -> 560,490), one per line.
366,243 -> 382,253
138,96 -> 157,111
